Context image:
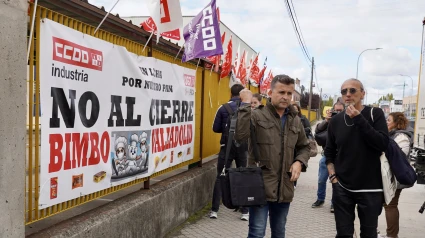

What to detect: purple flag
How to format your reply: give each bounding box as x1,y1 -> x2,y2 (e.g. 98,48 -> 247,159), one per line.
182,0 -> 223,62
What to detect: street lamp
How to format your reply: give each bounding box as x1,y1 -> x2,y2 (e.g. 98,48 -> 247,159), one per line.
399,74 -> 414,117
356,48 -> 382,79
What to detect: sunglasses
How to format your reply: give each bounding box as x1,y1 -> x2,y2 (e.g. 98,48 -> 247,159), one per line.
341,88 -> 362,95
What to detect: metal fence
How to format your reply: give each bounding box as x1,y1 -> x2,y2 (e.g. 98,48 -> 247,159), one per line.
25,2 -> 274,225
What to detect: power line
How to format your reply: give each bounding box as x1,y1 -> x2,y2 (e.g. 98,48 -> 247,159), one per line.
284,0 -> 311,63
290,0 -> 311,59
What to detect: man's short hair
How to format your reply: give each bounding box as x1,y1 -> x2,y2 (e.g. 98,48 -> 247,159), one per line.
270,74 -> 295,89
230,84 -> 245,97
343,78 -> 364,91
333,101 -> 345,109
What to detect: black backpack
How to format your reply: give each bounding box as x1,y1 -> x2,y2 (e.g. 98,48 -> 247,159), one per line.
222,103 -> 235,144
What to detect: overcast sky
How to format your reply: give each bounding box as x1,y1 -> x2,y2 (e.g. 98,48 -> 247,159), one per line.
89,0 -> 424,104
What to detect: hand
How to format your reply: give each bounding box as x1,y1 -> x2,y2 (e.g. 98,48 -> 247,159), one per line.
345,105 -> 360,118
325,110 -> 332,122
289,161 -> 302,182
239,88 -> 253,103
330,177 -> 339,184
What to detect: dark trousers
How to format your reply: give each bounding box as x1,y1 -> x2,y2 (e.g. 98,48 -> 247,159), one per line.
212,143 -> 248,213
383,189 -> 402,237
332,183 -> 384,238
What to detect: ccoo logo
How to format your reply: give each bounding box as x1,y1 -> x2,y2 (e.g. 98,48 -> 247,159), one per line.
52,37 -> 103,71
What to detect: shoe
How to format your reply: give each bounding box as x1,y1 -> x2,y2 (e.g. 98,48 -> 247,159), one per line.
241,213 -> 249,221
330,204 -> 334,213
311,200 -> 325,208
209,211 -> 218,219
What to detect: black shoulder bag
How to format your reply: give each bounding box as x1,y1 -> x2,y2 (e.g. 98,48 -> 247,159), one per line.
220,107 -> 267,209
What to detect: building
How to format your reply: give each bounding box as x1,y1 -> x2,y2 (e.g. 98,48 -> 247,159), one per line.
403,95 -> 418,118
390,100 -> 403,113
292,78 -> 302,103
379,100 -> 391,117
122,16 -> 258,65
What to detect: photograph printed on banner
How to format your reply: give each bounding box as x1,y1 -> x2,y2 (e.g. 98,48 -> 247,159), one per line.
110,130 -> 151,182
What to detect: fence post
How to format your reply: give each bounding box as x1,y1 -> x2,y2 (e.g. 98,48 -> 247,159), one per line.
0,0 -> 27,235
143,34 -> 154,189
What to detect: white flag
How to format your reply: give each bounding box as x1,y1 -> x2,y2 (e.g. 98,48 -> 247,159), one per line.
146,0 -> 183,42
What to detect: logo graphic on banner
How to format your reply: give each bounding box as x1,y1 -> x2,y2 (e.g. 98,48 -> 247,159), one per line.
182,0 -> 223,62
52,37 -> 103,71
140,17 -> 181,40
146,0 -> 183,42
39,19 -> 195,208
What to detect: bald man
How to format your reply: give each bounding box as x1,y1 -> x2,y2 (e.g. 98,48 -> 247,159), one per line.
324,79 -> 389,238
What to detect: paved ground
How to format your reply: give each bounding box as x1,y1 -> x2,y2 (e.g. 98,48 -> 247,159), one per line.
168,122 -> 425,238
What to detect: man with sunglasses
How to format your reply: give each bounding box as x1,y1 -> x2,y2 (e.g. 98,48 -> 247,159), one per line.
325,79 -> 389,238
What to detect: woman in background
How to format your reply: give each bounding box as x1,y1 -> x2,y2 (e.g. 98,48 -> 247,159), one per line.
379,112 -> 413,238
251,93 -> 263,109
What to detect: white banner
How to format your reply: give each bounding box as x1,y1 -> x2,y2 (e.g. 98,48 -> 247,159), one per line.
415,31 -> 425,149
39,19 -> 196,208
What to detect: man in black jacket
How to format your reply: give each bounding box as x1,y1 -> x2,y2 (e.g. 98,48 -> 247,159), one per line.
325,79 -> 389,238
209,84 -> 249,220
311,102 -> 344,212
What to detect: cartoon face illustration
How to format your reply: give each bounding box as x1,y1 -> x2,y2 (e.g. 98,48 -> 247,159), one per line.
128,134 -> 139,160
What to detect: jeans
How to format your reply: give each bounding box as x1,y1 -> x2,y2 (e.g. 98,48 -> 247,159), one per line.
212,143 -> 248,214
332,182 -> 384,238
248,202 -> 291,238
317,156 -> 329,202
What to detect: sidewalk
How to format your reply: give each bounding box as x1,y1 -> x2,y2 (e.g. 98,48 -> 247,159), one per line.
168,151 -> 337,238
168,121 -> 425,238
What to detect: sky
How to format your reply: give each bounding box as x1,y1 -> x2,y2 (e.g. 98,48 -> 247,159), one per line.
88,0 -> 425,104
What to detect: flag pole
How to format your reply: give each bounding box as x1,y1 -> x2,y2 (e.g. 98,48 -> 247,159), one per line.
27,0 -> 39,62
174,45 -> 184,61
142,31 -> 154,52
195,58 -> 201,71
94,0 -> 121,35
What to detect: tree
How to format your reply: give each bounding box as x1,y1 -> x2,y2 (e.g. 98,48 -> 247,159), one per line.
325,98 -> 334,107
378,93 -> 395,103
300,92 -> 320,109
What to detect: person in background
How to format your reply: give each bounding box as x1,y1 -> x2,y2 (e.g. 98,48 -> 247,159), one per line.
209,84 -> 249,221
379,112 -> 413,238
292,104 -> 313,138
311,102 -> 345,213
251,93 -> 263,109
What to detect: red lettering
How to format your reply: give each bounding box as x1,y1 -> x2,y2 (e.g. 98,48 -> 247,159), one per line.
160,0 -> 171,23
64,133 -> 72,170
152,128 -> 162,153
100,131 -> 110,163
49,134 -> 63,173
88,132 -> 100,166
187,124 -> 193,144
72,133 -> 89,168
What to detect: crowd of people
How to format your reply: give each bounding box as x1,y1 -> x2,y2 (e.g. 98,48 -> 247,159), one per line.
208,76 -> 414,238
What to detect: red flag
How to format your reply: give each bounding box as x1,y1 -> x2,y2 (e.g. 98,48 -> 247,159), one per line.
237,50 -> 247,86
248,54 -> 260,86
220,36 -> 233,79
141,17 -> 181,40
260,70 -> 273,94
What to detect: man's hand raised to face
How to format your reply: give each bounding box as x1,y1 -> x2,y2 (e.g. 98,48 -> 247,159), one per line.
239,88 -> 253,104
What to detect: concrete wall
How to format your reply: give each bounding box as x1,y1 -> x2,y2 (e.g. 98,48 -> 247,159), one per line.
28,160 -> 217,238
0,0 -> 28,237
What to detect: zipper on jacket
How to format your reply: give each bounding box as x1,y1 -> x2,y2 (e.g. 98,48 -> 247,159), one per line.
276,122 -> 284,202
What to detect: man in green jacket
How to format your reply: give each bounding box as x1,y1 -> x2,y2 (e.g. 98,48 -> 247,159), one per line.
235,74 -> 310,238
